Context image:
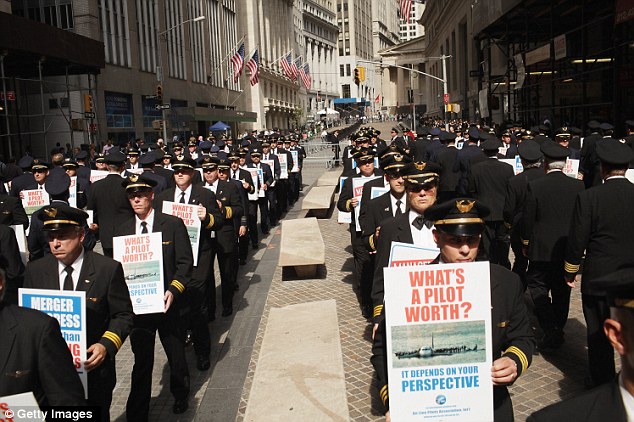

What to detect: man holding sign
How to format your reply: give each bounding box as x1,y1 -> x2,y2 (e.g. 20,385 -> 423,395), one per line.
115,173 -> 194,418
23,203 -> 133,420
372,198 -> 534,421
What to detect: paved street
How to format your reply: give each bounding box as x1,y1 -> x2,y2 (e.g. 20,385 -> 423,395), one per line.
109,145 -> 613,421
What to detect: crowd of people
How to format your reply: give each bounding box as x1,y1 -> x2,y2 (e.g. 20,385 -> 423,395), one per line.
0,130 -> 308,420
335,119 -> 634,421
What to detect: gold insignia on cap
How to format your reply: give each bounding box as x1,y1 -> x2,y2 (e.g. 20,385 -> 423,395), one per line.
562,127 -> 568,132
456,200 -> 475,213
177,156 -> 184,161
130,174 -> 139,182
43,207 -> 58,218
394,154 -> 403,162
414,162 -> 427,171
620,139 -> 627,144
33,159 -> 40,164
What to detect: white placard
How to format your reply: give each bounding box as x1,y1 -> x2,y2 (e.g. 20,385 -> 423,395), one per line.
499,156 -> 524,175
337,176 -> 351,224
563,158 -> 580,178
384,262 -> 493,421
352,176 -> 380,232
388,241 -> 440,267
371,186 -> 390,200
89,170 -> 110,183
290,150 -> 300,172
161,201 -> 201,266
68,176 -> 77,208
19,288 -> 88,398
21,189 -> 49,217
10,224 -> 27,265
278,154 -> 289,179
0,392 -> 41,420
113,232 -> 165,314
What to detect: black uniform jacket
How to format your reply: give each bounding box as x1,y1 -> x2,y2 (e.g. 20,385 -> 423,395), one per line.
503,167 -> 544,230
200,180 -> 243,253
527,378 -> 625,422
436,146 -> 460,195
115,211 -> 193,297
87,173 -> 134,250
337,170 -> 383,229
24,251 -> 134,359
564,177 -> 634,295
0,303 -> 86,407
468,158 -> 515,221
0,193 -> 29,228
522,171 -> 584,262
360,191 -> 396,253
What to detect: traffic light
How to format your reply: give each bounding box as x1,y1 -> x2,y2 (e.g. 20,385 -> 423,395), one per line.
156,84 -> 163,101
354,67 -> 360,85
84,93 -> 93,112
358,66 -> 365,82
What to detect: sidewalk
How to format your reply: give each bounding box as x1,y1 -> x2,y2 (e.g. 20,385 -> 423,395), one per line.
110,163 -> 604,421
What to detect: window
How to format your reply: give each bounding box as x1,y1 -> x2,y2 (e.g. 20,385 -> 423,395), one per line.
342,84 -> 350,98
340,64 -> 344,77
346,64 -> 351,76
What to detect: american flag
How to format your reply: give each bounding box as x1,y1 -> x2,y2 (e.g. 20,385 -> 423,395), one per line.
299,63 -> 312,89
280,52 -> 293,79
399,0 -> 413,24
246,50 -> 259,86
291,57 -> 301,81
230,43 -> 245,83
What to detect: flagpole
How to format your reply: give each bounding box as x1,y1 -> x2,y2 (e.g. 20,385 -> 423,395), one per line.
209,35 -> 246,80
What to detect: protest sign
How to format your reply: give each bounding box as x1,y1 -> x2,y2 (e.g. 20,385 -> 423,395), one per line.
290,150 -> 300,173
384,262 -> 493,421
563,158 -> 580,178
161,201 -> 201,266
11,225 -> 27,265
21,189 -> 49,217
0,392 -> 41,420
500,156 -> 523,175
388,241 -> 439,267
68,176 -> 78,208
19,288 -> 89,398
370,186 -> 390,200
113,232 -> 165,314
337,176 -> 351,224
89,170 -> 110,183
278,154 -> 289,179
245,168 -> 261,201
352,176 -> 380,232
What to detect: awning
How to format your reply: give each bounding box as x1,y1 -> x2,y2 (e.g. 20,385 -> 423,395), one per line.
0,12 -> 105,77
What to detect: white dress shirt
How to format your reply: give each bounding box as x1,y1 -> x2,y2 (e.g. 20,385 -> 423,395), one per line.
57,249 -> 85,290
135,209 -> 155,234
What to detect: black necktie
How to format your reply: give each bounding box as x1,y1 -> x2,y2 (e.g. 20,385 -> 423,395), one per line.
395,200 -> 403,216
233,171 -> 238,179
412,215 -> 433,230
179,192 -> 186,204
141,221 -> 148,234
63,266 -> 74,291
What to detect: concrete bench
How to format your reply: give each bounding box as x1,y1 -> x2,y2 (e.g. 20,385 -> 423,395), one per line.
301,185 -> 335,218
279,217 -> 325,278
316,169 -> 342,187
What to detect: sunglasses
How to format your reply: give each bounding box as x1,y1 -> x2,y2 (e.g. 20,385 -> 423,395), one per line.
406,182 -> 436,193
203,167 -> 217,173
173,168 -> 193,174
358,158 -> 373,165
33,169 -> 48,173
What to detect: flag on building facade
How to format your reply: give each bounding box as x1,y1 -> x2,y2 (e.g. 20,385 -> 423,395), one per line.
280,52 -> 293,79
230,43 -> 245,83
299,63 -> 312,89
399,0 -> 413,24
375,94 -> 381,104
291,57 -> 301,81
246,50 -> 260,86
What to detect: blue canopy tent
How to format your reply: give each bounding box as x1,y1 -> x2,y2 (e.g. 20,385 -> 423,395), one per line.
208,121 -> 231,132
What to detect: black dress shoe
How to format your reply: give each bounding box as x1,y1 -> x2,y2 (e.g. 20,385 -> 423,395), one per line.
234,283 -> 239,291
173,399 -> 188,414
196,355 -> 210,371
239,259 -> 247,265
222,307 -> 233,317
252,243 -> 259,249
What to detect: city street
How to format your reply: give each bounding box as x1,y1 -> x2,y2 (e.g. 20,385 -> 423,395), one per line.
107,136 -> 604,421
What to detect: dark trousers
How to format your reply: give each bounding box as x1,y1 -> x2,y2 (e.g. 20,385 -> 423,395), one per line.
266,187 -> 278,226
527,261 -> 571,336
88,356 -> 115,422
582,293 -> 616,386
238,228 -> 249,260
276,179 -> 289,216
189,248 -> 212,356
482,221 -> 511,269
351,228 -> 373,308
126,312 -> 190,422
208,238 -> 238,314
288,173 -> 300,204
510,230 -> 528,289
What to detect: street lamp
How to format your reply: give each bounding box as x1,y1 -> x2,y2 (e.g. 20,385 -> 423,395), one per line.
155,15 -> 205,142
